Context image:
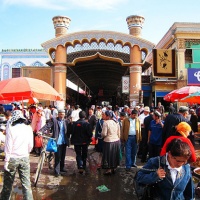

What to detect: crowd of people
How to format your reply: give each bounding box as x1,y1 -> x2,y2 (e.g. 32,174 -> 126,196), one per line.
0,101 -> 199,199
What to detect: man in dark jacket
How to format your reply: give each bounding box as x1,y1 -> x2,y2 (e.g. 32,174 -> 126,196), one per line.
64,104 -> 73,120
141,109 -> 154,162
71,111 -> 92,174
162,106 -> 189,145
87,108 -> 97,132
40,109 -> 70,177
168,103 -> 176,115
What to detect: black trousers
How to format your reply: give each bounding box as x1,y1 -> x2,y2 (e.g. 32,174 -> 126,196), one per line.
74,145 -> 88,169
54,144 -> 67,174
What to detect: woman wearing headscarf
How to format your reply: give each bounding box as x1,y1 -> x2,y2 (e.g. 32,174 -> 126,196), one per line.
101,110 -> 120,175
160,121 -> 196,162
95,110 -> 106,168
0,110 -> 33,200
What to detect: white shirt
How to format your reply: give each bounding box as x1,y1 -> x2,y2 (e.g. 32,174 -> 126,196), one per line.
129,118 -> 136,135
166,154 -> 182,184
44,108 -> 51,120
138,113 -> 149,125
52,109 -> 58,118
71,110 -> 80,122
5,123 -> 33,163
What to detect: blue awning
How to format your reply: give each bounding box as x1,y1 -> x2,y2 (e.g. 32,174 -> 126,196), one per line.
156,91 -> 169,97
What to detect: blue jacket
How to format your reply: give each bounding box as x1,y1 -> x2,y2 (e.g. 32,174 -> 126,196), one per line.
136,156 -> 194,200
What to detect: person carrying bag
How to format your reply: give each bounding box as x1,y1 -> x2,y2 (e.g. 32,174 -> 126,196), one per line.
135,138 -> 194,200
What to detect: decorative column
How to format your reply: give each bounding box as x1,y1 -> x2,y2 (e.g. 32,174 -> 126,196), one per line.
176,39 -> 187,107
129,46 -> 142,105
52,16 -> 71,109
126,15 -> 144,105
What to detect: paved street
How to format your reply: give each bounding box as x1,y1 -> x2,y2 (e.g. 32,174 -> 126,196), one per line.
0,146 -> 140,200
0,144 -> 200,200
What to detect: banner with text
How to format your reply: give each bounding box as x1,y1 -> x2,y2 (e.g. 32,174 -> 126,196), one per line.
122,76 -> 129,93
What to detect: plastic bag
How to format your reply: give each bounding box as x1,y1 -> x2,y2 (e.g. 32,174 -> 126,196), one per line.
34,135 -> 43,148
96,185 -> 110,192
46,138 -> 57,152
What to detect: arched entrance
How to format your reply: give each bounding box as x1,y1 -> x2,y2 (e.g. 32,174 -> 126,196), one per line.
42,16 -> 155,108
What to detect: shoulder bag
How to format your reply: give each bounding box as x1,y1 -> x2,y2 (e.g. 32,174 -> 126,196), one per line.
133,157 -> 160,200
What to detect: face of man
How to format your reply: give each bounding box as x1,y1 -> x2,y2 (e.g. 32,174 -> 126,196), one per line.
89,109 -> 94,116
183,111 -> 189,118
102,112 -> 106,120
66,105 -> 70,110
130,113 -> 137,119
58,112 -> 65,119
144,111 -> 149,116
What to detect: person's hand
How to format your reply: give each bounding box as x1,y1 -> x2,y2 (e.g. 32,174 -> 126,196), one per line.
157,168 -> 166,179
4,162 -> 10,172
95,139 -> 98,144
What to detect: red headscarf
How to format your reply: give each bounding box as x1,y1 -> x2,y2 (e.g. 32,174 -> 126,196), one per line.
160,136 -> 196,162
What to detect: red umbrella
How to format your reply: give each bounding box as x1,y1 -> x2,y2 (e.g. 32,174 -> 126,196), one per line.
0,77 -> 63,101
180,91 -> 200,103
163,86 -> 200,102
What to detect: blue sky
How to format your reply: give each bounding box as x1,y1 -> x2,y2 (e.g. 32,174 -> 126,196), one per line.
0,0 -> 199,50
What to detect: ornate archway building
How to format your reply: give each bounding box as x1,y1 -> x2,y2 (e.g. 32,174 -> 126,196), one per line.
41,15 -> 155,106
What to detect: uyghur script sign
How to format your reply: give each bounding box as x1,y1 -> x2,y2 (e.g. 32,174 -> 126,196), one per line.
188,68 -> 200,85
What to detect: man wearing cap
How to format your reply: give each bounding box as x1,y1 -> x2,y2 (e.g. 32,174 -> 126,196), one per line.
162,106 -> 190,145
0,110 -> 33,200
121,110 -> 141,170
40,109 -> 70,177
148,111 -> 164,159
141,108 -> 154,162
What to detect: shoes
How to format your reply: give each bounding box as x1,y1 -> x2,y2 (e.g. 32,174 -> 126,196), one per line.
132,165 -> 137,168
55,173 -> 60,177
97,164 -> 101,170
103,170 -> 112,175
112,169 -> 116,174
79,169 -> 84,174
60,168 -> 67,173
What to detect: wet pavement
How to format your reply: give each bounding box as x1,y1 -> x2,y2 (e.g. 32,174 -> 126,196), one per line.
0,146 -> 141,200
1,144 -> 200,200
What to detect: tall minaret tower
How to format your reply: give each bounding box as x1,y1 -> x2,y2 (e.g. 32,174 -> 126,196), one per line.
126,15 -> 145,37
52,16 -> 71,37
52,16 -> 71,109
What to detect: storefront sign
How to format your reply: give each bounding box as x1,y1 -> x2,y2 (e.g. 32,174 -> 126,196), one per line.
188,68 -> 200,85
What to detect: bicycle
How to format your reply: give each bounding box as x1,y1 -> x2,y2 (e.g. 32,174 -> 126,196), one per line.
34,133 -> 56,187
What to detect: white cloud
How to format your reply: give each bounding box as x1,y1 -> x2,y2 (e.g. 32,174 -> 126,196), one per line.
66,0 -> 127,10
2,0 -> 65,10
2,0 -> 127,10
